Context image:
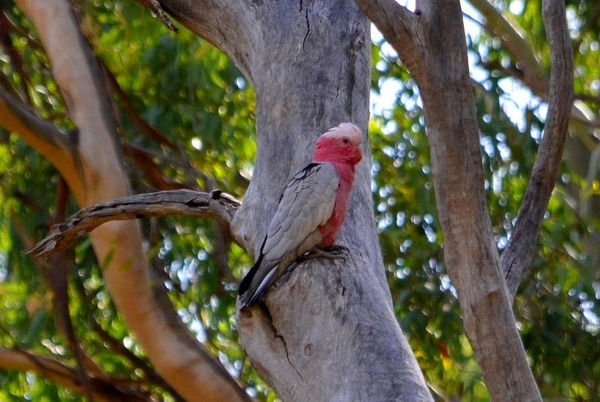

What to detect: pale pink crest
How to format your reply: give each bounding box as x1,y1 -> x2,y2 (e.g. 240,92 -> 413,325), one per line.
318,122 -> 362,146
313,123 -> 363,164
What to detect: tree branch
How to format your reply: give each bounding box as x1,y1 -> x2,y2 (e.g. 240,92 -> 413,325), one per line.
359,0 -> 542,399
0,10 -> 34,106
354,0 -> 420,75
27,189 -> 241,258
466,0 -> 598,133
136,0 -> 179,32
575,92 -> 600,105
89,318 -> 184,400
155,0 -> 258,81
571,2 -> 600,54
501,0 -> 574,299
465,0 -> 549,96
122,143 -> 194,191
69,272 -> 185,400
580,143 -> 600,218
0,347 -> 152,402
465,0 -> 600,271
102,61 -> 180,152
0,87 -> 78,175
42,179 -> 95,401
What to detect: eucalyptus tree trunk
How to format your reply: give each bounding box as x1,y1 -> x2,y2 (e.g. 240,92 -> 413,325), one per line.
160,0 -> 433,400
357,0 -> 571,401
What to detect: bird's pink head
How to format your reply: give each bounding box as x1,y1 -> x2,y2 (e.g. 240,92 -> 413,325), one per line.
313,123 -> 363,165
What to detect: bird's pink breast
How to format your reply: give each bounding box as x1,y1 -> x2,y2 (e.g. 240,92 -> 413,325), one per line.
317,162 -> 355,247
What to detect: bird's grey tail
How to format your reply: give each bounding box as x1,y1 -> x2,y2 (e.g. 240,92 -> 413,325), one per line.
238,255 -> 277,309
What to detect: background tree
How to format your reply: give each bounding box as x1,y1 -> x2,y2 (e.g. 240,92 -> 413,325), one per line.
0,1 -> 597,402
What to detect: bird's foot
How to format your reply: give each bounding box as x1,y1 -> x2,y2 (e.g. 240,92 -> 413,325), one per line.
299,245 -> 349,262
322,245 -> 349,256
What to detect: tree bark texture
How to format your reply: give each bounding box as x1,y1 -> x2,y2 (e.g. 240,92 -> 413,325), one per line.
11,1 -> 249,400
411,6 -> 540,401
355,0 -> 542,401
158,0 -> 434,400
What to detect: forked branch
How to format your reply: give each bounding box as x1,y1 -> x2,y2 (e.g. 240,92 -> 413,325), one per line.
354,0 -> 420,74
501,0 -> 574,299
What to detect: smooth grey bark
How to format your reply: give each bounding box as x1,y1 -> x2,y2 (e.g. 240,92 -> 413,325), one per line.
355,0 -> 543,401
157,0 -> 433,400
27,190 -> 240,258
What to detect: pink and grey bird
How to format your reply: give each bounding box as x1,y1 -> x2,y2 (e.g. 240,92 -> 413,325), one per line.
238,122 -> 363,309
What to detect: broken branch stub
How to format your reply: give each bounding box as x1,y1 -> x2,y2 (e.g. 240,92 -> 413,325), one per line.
27,189 -> 240,258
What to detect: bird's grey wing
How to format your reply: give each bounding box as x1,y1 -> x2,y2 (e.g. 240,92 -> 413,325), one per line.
238,163 -> 339,308
262,162 -> 339,262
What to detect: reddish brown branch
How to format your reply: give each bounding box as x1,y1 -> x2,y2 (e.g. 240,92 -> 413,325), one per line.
0,347 -> 153,401
123,143 -> 192,190
574,93 -> 600,105
0,11 -> 33,106
102,63 -> 179,152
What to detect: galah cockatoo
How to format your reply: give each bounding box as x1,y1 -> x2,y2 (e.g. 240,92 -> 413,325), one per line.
238,122 -> 363,309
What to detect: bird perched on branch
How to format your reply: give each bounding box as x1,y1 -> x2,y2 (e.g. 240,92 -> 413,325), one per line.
238,123 -> 363,309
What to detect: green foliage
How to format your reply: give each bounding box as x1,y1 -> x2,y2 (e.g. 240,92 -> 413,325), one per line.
0,0 -> 598,400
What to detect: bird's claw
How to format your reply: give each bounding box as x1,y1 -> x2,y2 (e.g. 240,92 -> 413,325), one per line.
323,245 -> 349,255
299,245 -> 349,262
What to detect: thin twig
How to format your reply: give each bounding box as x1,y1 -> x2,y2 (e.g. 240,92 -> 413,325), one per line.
136,0 -> 179,32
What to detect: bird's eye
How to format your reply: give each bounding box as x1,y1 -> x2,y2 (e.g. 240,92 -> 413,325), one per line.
342,137 -> 349,144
